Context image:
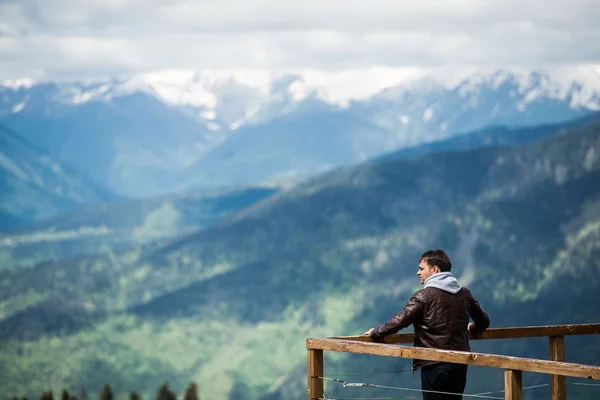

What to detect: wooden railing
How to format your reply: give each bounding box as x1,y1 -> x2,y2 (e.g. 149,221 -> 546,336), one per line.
306,323 -> 600,400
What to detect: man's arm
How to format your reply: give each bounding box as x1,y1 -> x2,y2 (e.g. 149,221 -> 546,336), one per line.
467,293 -> 490,337
367,294 -> 424,342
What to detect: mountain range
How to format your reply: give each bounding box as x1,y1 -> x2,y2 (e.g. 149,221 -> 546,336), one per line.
2,66 -> 599,197
0,123 -> 114,229
5,110 -> 596,270
1,114 -> 599,400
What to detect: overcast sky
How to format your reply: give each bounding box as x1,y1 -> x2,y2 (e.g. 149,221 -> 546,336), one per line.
1,0 -> 599,80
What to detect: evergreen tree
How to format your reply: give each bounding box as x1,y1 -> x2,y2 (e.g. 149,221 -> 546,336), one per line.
183,383 -> 199,400
129,392 -> 143,400
41,391 -> 54,400
100,385 -> 113,400
155,383 -> 176,400
61,389 -> 70,400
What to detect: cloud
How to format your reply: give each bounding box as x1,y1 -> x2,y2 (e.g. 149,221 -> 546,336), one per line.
1,0 -> 599,80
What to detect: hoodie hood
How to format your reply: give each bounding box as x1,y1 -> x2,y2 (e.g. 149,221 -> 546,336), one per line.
423,272 -> 462,294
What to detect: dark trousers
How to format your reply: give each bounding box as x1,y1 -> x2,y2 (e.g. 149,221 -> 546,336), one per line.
420,362 -> 468,400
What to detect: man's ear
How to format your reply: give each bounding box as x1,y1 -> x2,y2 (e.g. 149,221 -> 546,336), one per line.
433,265 -> 440,273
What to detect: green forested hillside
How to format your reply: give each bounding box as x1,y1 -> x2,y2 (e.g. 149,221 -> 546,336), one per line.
0,185 -> 278,270
1,120 -> 599,400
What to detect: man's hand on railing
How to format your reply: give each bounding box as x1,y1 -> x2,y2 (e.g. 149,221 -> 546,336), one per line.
468,322 -> 479,337
363,328 -> 375,336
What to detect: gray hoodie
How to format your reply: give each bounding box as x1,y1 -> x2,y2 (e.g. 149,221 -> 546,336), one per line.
423,272 -> 462,294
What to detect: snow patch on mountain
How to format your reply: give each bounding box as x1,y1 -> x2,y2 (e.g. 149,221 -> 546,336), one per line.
423,108 -> 434,122
137,69 -> 273,109
1,78 -> 36,90
12,101 -> 25,113
199,110 -> 216,120
59,84 -> 111,104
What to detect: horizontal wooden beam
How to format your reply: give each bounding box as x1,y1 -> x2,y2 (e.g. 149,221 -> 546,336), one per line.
329,323 -> 600,344
305,338 -> 600,380
476,324 -> 600,340
329,333 -> 413,344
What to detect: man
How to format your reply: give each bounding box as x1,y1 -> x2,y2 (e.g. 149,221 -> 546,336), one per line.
363,249 -> 490,400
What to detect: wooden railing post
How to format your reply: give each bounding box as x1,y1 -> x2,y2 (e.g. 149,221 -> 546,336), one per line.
504,369 -> 522,400
549,335 -> 567,400
308,349 -> 324,400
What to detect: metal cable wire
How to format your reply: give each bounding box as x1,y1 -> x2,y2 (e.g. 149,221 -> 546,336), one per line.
317,365 -> 600,400
473,383 -> 549,396
319,377 -> 505,399
318,376 -> 556,399
568,382 -> 600,387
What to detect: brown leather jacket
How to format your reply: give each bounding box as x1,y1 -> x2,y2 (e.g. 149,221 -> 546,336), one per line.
370,286 -> 490,370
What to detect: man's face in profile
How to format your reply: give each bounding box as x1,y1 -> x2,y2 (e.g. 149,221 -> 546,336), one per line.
417,259 -> 438,284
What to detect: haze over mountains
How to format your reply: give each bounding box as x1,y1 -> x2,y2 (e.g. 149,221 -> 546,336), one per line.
2,66 -> 599,198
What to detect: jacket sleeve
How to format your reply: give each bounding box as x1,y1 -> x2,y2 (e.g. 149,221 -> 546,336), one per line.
468,293 -> 490,336
370,293 -> 424,342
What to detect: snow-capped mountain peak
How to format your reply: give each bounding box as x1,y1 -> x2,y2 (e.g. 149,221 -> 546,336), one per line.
136,69 -> 275,109
4,65 -> 600,106
2,65 -> 600,131
400,66 -> 600,110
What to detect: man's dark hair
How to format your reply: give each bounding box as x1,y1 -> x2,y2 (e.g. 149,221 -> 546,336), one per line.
420,249 -> 452,272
